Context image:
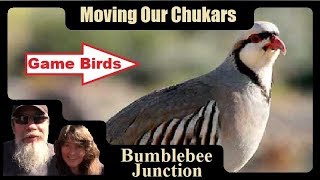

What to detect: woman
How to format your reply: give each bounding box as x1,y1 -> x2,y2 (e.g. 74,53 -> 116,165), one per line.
54,125 -> 104,175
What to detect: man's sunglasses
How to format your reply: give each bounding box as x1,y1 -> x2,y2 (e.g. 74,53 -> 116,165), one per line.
11,115 -> 49,125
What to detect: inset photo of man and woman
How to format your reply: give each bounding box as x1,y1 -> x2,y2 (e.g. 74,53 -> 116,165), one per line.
2,104 -> 105,176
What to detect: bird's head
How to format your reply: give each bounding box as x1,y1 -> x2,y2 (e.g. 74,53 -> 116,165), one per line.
232,21 -> 286,71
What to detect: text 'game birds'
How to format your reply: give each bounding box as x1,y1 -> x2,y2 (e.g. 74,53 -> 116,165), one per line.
28,57 -> 121,70
25,43 -> 139,85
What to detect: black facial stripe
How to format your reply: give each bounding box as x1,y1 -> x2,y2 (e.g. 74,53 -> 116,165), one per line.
257,31 -> 277,39
246,31 -> 278,43
232,33 -> 272,102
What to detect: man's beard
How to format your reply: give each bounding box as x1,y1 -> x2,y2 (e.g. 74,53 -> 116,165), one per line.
13,140 -> 50,173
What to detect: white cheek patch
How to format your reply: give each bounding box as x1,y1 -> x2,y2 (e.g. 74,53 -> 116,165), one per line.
239,38 -> 275,71
239,43 -> 260,69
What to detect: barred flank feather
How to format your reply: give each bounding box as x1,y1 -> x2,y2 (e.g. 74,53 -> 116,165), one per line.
137,100 -> 220,145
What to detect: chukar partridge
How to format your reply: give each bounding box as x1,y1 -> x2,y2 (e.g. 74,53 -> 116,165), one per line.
106,21 -> 286,172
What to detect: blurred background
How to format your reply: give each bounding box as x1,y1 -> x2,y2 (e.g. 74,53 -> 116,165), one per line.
7,8 -> 312,172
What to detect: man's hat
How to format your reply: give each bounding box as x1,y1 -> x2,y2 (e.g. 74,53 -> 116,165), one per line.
12,105 -> 48,116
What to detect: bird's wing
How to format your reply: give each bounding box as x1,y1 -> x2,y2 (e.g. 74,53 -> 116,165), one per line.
106,78 -> 218,145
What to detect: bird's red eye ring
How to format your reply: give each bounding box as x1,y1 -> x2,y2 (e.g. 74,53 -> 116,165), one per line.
249,34 -> 262,43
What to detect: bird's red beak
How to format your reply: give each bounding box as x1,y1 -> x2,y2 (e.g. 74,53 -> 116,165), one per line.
263,35 -> 286,55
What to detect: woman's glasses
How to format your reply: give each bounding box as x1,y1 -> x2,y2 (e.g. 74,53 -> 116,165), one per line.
12,115 -> 49,125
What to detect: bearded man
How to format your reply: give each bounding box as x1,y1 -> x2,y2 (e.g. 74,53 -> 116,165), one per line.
3,105 -> 58,176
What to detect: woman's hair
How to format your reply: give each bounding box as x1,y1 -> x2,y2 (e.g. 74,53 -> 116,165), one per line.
54,125 -> 103,175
